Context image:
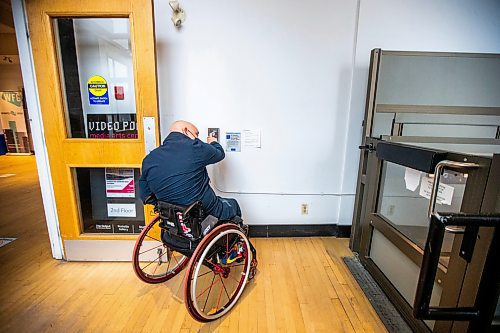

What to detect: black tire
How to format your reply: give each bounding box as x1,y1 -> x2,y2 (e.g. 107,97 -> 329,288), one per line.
184,223 -> 252,321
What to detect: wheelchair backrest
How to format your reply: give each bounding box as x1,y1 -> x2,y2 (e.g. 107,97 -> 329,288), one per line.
156,201 -> 205,240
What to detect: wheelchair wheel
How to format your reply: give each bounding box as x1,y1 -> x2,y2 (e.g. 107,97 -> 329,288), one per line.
184,224 -> 252,322
132,215 -> 188,284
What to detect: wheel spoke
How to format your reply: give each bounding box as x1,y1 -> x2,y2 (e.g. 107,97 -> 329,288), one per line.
216,275 -> 225,311
145,234 -> 162,242
227,263 -> 245,268
197,273 -> 219,300
227,271 -> 243,284
202,274 -> 216,312
197,270 -> 213,279
220,276 -> 231,301
140,251 -> 166,271
172,253 -> 179,264
152,260 -> 160,275
139,243 -> 164,255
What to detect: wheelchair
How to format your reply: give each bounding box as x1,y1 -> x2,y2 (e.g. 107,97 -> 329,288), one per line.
132,197 -> 257,322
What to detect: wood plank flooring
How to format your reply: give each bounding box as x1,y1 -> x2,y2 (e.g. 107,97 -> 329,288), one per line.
0,155 -> 387,332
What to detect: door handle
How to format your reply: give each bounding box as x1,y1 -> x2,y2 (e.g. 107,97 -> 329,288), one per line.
444,226 -> 465,234
358,143 -> 375,152
427,160 -> 479,218
414,213 -> 500,321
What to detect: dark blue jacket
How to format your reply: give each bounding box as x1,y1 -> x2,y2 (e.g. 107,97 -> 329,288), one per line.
139,132 -> 239,219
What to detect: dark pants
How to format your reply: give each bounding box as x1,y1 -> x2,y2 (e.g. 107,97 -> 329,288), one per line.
210,197 -> 241,220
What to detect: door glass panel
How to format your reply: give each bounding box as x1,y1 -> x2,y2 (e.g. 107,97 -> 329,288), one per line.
377,161 -> 467,255
370,228 -> 441,329
75,167 -> 145,234
54,18 -> 137,139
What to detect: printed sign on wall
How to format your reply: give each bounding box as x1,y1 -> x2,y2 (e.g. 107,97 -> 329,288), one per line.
87,75 -> 109,105
226,132 -> 241,152
107,203 -> 137,217
87,114 -> 137,139
105,168 -> 135,198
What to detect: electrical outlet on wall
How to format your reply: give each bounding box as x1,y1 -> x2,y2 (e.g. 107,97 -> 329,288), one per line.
388,205 -> 395,216
301,204 -> 309,215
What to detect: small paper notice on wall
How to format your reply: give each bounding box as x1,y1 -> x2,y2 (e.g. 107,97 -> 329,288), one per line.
404,167 -> 422,191
419,176 -> 455,205
243,129 -> 261,148
225,132 -> 241,152
107,203 -> 136,217
105,168 -> 135,198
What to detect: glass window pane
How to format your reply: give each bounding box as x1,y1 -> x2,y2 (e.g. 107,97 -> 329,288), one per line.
55,18 -> 137,139
377,162 -> 467,256
370,229 -> 441,329
75,167 -> 144,234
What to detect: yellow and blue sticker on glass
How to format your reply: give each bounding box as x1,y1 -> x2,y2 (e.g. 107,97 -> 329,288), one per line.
87,75 -> 109,105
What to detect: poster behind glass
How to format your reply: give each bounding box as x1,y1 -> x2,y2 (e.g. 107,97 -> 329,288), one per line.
76,167 -> 145,234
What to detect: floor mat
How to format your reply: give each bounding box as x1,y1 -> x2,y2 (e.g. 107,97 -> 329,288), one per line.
343,256 -> 413,333
0,238 -> 16,248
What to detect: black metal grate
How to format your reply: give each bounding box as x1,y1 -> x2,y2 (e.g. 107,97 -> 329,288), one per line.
343,256 -> 413,333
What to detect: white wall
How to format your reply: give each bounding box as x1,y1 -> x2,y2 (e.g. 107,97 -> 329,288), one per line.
154,0 -> 500,226
154,0 -> 359,225
339,0 -> 500,225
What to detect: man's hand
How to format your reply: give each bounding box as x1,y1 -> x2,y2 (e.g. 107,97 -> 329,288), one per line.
207,135 -> 217,144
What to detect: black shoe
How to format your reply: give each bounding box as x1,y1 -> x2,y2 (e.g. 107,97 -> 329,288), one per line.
241,224 -> 249,236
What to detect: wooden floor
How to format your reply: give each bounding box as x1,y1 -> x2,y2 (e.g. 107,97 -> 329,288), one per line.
0,155 -> 387,333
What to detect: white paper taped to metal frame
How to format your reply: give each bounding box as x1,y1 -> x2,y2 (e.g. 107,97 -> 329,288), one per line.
404,167 -> 421,191
419,176 -> 454,205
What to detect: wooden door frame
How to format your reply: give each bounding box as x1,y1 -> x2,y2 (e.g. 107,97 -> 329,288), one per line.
20,0 -> 159,258
12,0 -> 64,258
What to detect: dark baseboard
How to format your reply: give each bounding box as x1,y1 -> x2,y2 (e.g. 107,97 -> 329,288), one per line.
337,225 -> 352,238
248,224 -> 351,238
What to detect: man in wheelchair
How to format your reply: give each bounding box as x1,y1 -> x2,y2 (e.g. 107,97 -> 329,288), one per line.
139,120 -> 257,276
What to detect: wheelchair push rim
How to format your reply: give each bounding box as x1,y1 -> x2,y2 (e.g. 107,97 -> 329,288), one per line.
184,224 -> 251,321
132,215 -> 188,284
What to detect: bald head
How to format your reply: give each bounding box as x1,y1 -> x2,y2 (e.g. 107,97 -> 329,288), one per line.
170,120 -> 199,140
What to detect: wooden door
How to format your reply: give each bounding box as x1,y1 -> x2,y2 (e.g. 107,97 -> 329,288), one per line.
26,0 -> 159,260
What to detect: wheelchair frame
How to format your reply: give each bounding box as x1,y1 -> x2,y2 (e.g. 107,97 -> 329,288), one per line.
132,200 -> 257,322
